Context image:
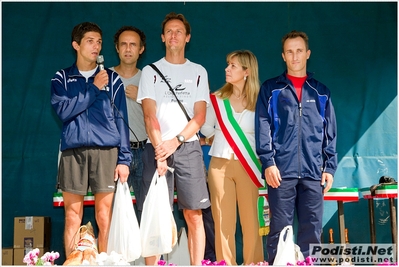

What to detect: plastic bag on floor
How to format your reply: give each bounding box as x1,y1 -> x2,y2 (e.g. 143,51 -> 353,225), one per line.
273,225 -> 304,265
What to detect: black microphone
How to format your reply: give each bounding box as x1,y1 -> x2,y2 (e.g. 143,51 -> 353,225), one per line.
96,55 -> 109,91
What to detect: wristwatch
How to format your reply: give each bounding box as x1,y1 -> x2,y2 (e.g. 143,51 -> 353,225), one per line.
176,134 -> 185,144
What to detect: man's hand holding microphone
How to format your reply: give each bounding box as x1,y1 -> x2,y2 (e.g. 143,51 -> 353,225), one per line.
94,55 -> 109,91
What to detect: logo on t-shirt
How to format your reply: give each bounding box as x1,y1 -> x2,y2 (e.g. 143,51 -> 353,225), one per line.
173,84 -> 185,91
161,75 -> 191,99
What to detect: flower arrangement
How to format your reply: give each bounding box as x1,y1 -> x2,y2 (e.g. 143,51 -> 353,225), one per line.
201,259 -> 227,266
155,256 -> 399,267
286,256 -> 314,266
23,248 -> 60,266
378,259 -> 398,266
158,259 -> 269,266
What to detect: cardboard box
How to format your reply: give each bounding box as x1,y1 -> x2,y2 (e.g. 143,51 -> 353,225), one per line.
13,217 -> 51,249
13,248 -> 48,266
2,248 -> 13,265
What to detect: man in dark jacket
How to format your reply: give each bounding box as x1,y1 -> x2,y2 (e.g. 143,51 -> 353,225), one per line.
51,22 -> 131,256
255,30 -> 337,264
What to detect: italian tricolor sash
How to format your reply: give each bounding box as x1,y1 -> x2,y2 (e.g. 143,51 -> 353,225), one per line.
210,94 -> 269,235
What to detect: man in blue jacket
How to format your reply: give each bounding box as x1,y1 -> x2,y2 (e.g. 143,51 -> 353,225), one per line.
255,30 -> 337,264
51,22 -> 131,257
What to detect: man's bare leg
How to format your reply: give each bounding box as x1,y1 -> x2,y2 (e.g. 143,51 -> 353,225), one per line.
94,192 -> 114,253
183,209 -> 205,265
63,192 -> 84,256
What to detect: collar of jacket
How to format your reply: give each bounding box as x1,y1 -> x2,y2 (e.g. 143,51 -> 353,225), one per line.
277,70 -> 315,84
67,62 -> 100,78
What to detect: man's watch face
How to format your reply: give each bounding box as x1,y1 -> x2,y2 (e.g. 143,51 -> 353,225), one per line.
176,135 -> 185,143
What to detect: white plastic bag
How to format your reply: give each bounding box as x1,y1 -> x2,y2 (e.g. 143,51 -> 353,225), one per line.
107,180 -> 141,262
273,225 -> 304,265
140,171 -> 177,257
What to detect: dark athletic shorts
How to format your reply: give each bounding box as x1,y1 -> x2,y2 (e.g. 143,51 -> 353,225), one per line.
58,147 -> 118,195
137,141 -> 210,211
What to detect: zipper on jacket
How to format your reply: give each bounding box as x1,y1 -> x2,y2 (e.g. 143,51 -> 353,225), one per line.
298,102 -> 302,178
299,102 -> 302,117
86,80 -> 90,147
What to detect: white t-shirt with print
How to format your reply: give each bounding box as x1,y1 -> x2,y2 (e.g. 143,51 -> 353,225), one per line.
137,58 -> 210,143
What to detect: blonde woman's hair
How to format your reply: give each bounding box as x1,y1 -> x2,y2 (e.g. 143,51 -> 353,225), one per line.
215,50 -> 260,111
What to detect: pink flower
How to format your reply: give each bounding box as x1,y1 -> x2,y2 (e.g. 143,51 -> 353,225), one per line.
23,254 -> 32,265
23,248 -> 60,266
305,256 -> 314,265
23,249 -> 40,266
158,260 -> 167,266
161,259 -> 270,266
377,259 -> 398,266
217,260 -> 227,265
201,259 -> 212,265
157,260 -> 177,266
200,259 -> 228,266
41,251 -> 59,263
248,262 -> 269,266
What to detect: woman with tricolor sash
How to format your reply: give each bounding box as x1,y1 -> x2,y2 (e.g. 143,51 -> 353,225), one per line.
200,50 -> 264,265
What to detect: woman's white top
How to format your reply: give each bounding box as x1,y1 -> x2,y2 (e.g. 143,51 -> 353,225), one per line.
200,101 -> 257,160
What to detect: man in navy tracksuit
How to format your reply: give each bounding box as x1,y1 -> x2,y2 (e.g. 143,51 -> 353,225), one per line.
255,30 -> 337,264
51,22 -> 131,256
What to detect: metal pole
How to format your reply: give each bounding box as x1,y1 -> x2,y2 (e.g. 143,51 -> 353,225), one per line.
337,201 -> 345,244
368,199 -> 376,244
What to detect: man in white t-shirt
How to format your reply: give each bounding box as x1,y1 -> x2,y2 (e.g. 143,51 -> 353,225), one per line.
137,12 -> 211,266
110,26 -> 147,221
